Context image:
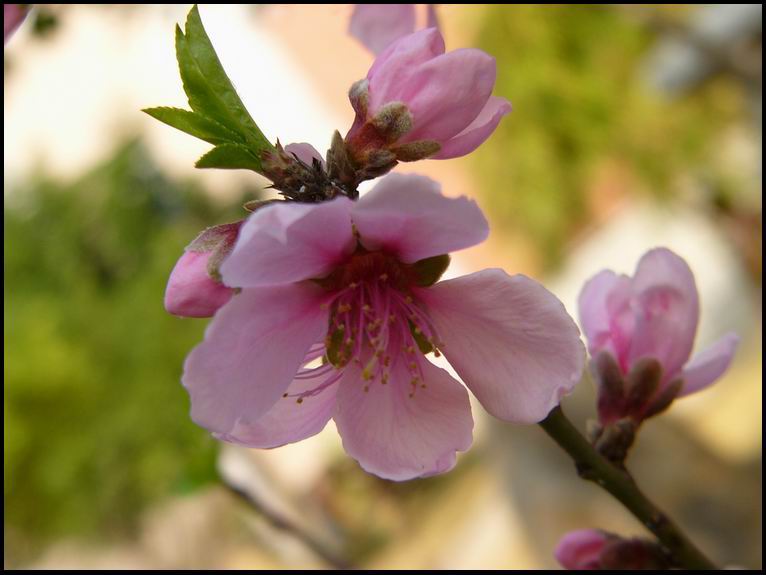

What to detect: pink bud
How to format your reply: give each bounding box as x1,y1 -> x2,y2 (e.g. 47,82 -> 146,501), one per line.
164,250 -> 234,318
555,529 -> 610,570
4,4 -> 28,43
578,248 -> 739,421
555,530 -> 670,570
164,221 -> 243,319
346,28 -> 511,161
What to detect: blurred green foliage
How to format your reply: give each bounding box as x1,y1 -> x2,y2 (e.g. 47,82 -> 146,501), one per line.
474,5 -> 741,268
4,140 -> 258,551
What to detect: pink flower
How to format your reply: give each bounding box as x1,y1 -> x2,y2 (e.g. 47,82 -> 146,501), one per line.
555,529 -> 670,570
555,529 -> 611,570
349,4 -> 439,55
346,28 -> 511,161
579,248 -> 739,423
165,221 -> 242,318
4,4 -> 29,44
182,173 -> 584,480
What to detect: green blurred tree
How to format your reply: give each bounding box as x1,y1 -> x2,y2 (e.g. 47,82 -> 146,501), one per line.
473,5 -> 739,268
4,140 -> 259,553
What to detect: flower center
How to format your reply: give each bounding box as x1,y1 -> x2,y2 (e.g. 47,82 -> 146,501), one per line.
284,250 -> 444,405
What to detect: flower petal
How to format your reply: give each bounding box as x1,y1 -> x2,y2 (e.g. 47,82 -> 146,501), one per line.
628,248 -> 699,379
432,96 -> 512,159
164,250 -> 234,318
334,355 -> 473,481
420,269 -> 585,423
367,27 -> 445,102
182,283 -> 330,434
284,142 -> 326,168
679,332 -> 740,397
220,198 -> 356,288
349,4 -> 416,55
577,269 -> 633,363
214,355 -> 339,448
400,48 -> 497,143
353,173 -> 488,263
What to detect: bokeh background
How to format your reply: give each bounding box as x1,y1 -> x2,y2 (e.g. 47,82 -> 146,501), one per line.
4,4 -> 762,569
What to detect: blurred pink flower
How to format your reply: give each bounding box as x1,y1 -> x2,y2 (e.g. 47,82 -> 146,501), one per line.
555,529 -> 610,570
349,4 -> 439,55
4,4 -> 29,44
555,529 -> 670,570
182,173 -> 584,480
164,221 -> 242,318
579,247 -> 739,422
346,28 -> 511,160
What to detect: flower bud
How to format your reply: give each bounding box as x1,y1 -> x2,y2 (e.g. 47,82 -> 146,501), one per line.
579,248 -> 740,422
164,251 -> 234,318
345,27 -> 511,167
164,221 -> 243,318
555,529 -> 671,570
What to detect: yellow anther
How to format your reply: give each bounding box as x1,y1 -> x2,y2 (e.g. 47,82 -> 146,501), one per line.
405,295 -> 413,304
362,304 -> 372,313
406,345 -> 415,354
362,368 -> 373,381
296,397 -> 304,404
349,282 -> 358,289
409,361 -> 417,370
320,302 -> 329,310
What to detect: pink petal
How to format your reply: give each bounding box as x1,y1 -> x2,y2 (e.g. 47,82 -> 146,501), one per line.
555,529 -> 608,570
352,173 -> 488,263
628,248 -> 699,380
432,96 -> 511,159
420,269 -> 585,423
349,4 -> 416,56
398,48 -> 497,143
214,355 -> 339,448
577,269 -> 633,362
4,4 -> 28,43
367,27 -> 445,99
164,250 -> 234,318
182,283 -> 330,434
333,355 -> 473,481
679,332 -> 740,397
220,198 -> 356,288
284,142 -> 326,168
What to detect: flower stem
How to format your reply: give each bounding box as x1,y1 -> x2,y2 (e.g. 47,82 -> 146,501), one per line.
539,405 -> 717,570
220,474 -> 352,569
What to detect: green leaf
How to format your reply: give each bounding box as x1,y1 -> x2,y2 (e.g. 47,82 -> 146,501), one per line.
195,144 -> 263,172
179,6 -> 272,152
142,107 -> 243,146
